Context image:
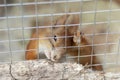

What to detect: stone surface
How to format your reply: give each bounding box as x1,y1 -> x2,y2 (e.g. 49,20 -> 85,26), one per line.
0,60 -> 119,80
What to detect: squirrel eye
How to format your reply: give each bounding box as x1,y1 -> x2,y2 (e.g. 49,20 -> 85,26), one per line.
54,35 -> 57,41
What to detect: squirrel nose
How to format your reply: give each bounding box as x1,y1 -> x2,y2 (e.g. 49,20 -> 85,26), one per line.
53,55 -> 57,60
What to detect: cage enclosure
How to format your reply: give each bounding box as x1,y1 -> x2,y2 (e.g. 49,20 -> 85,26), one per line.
0,0 -> 120,79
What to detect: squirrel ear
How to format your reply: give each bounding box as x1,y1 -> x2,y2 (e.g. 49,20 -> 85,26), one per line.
55,14 -> 71,25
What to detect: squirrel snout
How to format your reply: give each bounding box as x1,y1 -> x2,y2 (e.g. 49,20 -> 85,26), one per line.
50,50 -> 64,62
51,55 -> 60,62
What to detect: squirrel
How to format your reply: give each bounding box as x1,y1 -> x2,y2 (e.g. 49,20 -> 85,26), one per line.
25,14 -> 103,71
25,15 -> 72,62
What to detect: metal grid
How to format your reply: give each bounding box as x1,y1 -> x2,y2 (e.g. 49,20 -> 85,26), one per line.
0,0 -> 120,73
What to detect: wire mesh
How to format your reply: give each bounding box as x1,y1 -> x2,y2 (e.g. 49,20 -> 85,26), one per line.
0,0 -> 120,75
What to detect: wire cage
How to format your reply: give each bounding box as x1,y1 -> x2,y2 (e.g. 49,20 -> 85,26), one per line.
0,0 -> 120,74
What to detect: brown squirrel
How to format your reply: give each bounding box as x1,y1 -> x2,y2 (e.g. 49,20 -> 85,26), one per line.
25,15 -> 103,71
25,15 -> 72,62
